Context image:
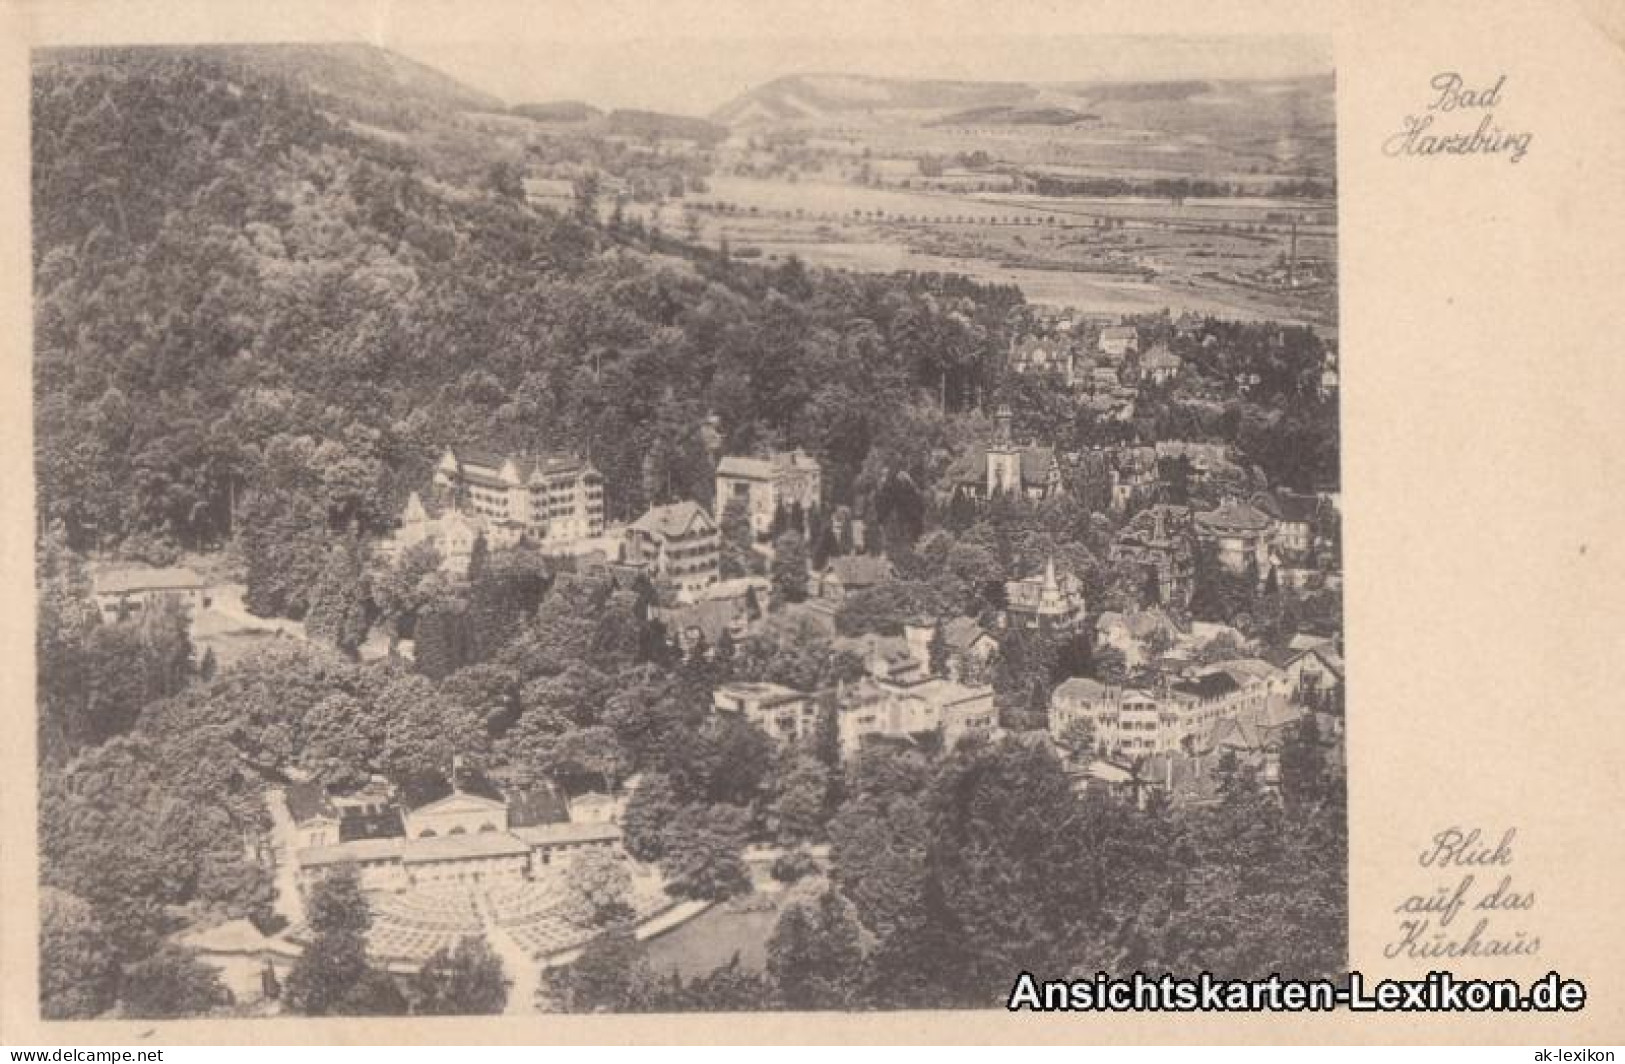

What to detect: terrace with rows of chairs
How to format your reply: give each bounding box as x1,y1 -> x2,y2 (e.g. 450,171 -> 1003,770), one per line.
284,867 -> 679,970
285,886 -> 484,967
370,887 -> 484,965
372,887 -> 481,930
483,869 -> 673,961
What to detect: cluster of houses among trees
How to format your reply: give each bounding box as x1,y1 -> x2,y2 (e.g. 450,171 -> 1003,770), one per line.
34,44 -> 1345,1021
350,319 -> 1345,804
58,297 -> 1346,1019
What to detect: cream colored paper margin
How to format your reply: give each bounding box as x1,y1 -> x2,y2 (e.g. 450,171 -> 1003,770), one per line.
1,0 -> 1621,1045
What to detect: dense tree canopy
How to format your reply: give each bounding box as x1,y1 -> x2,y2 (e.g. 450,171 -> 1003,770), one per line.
31,45 -> 1344,1021
408,936 -> 511,1016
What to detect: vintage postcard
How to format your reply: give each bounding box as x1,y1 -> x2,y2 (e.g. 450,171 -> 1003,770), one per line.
0,0 -> 1621,1046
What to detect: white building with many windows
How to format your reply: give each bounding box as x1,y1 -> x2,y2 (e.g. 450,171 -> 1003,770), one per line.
432,447 -> 605,546
1049,663 -> 1284,759
712,681 -> 825,745
624,500 -> 720,600
714,449 -> 822,538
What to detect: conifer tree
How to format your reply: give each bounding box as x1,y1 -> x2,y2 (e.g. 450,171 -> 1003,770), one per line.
305,539 -> 371,658
771,530 -> 810,604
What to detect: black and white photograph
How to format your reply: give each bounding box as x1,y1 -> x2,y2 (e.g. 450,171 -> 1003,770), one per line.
29,10 -> 1346,1023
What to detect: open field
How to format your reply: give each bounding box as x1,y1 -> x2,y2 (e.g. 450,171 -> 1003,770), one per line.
620,176 -> 1335,323
190,606 -> 299,670
190,581 -> 395,668
514,71 -> 1337,325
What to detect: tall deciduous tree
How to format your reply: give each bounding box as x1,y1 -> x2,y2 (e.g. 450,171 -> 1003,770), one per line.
766,887 -> 865,1010
559,848 -> 635,928
771,755 -> 832,844
718,496 -> 758,579
284,870 -> 405,1016
413,592 -> 470,681
621,772 -> 681,862
305,538 -> 371,657
926,623 -> 950,677
119,945 -> 229,1019
541,926 -> 656,1013
659,803 -> 752,900
39,887 -> 120,1020
409,936 -> 510,1015
770,530 -> 810,604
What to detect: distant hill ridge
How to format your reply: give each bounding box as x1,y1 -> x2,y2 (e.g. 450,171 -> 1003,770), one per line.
40,42 -> 503,111
34,42 -> 508,136
510,99 -> 604,123
711,73 -> 1040,124
711,70 -> 1334,129
507,99 -> 728,142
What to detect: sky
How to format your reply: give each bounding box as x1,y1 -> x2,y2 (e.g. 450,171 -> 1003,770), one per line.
22,0 -> 1334,116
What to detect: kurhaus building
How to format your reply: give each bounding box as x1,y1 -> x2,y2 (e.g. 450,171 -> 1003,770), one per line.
292,781 -> 623,892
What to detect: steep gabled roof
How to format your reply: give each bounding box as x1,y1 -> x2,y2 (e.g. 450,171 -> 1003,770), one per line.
947,447 -> 986,485
1141,344 -> 1181,369
93,567 -> 206,596
512,822 -> 624,847
401,490 -> 446,523
947,445 -> 1058,489
717,455 -> 776,481
450,448 -> 508,474
1252,490 -> 1318,524
942,616 -> 995,653
398,767 -> 506,810
655,597 -> 742,644
1053,677 -> 1110,703
1211,715 -> 1266,752
296,837 -> 403,868
1172,671 -> 1242,700
337,805 -> 406,842
400,832 -> 532,864
505,784 -> 570,829
1196,498 -> 1273,534
407,790 -> 507,819
1289,642 -> 1345,679
629,500 -> 715,539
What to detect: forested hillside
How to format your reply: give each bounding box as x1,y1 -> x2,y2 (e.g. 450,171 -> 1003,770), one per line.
33,45 -> 1025,560
32,46 -> 1344,1020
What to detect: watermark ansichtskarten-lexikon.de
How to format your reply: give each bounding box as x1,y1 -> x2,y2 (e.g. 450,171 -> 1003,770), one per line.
1006,971 -> 1588,1014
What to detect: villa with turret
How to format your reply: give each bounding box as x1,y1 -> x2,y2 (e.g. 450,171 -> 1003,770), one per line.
1003,558 -> 1087,631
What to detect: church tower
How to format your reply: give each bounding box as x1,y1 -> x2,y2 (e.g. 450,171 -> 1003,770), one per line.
987,404 -> 1021,496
